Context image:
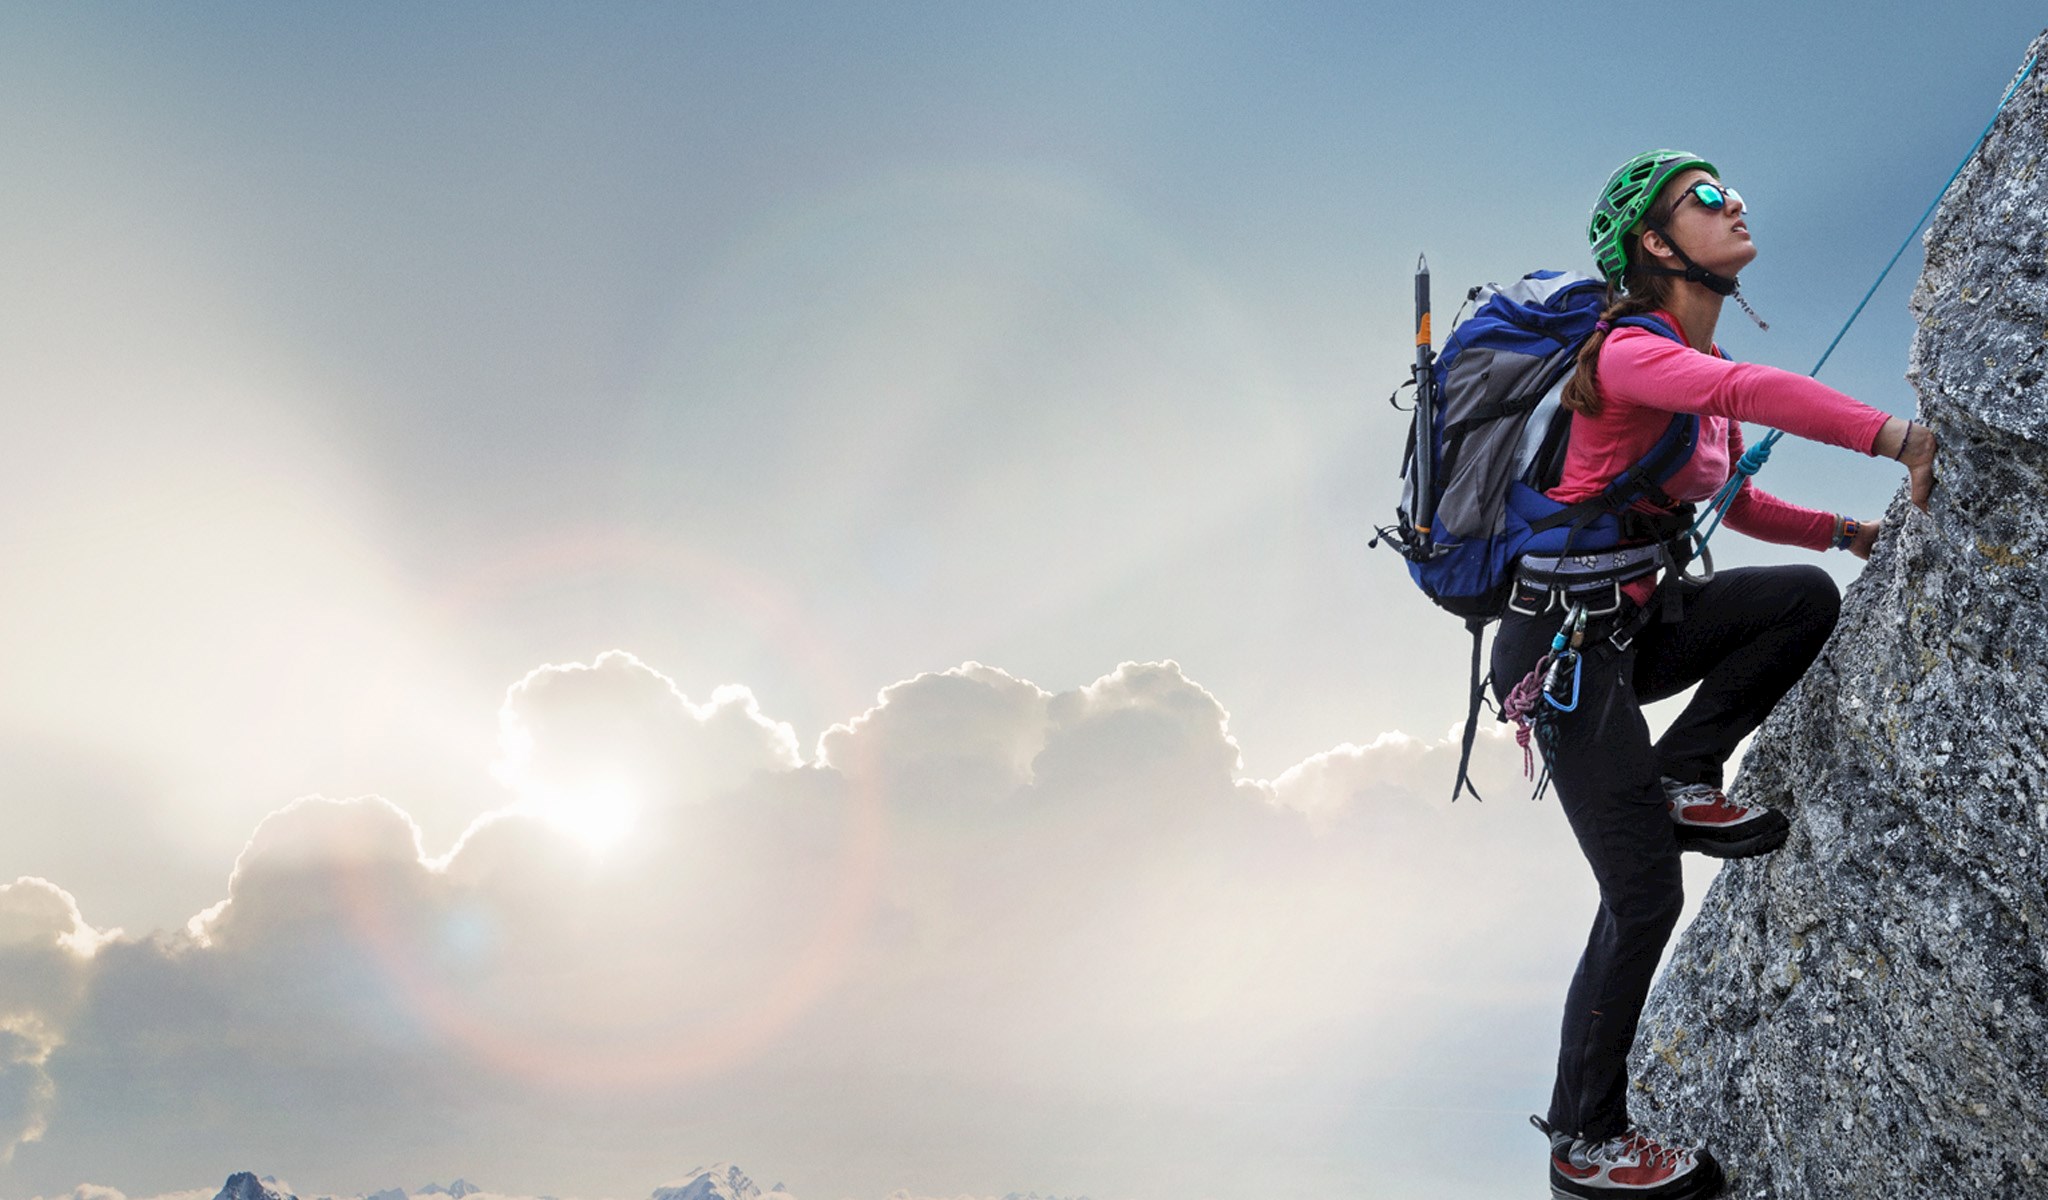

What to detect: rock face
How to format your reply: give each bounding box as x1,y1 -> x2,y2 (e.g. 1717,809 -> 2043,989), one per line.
1633,31 -> 2048,1200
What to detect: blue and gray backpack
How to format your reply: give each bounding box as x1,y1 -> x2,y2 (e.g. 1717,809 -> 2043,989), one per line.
1375,268 -> 1702,797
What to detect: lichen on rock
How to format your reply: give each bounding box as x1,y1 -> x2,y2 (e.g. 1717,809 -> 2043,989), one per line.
1632,30 -> 2048,1200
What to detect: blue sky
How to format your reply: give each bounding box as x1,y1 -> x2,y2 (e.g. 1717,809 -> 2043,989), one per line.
1,5 -> 2042,1198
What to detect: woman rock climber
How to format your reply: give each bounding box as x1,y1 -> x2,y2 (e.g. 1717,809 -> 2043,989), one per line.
1497,150 -> 1938,1200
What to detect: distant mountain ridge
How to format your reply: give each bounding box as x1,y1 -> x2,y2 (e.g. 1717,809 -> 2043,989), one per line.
652,1164 -> 772,1200
208,1164 -> 797,1200
197,1164 -> 1089,1200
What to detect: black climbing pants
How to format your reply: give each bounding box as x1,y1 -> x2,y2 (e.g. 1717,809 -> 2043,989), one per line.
1490,564 -> 1840,1141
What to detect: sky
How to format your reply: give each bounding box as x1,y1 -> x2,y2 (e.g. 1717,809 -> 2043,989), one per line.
0,4 -> 2042,1198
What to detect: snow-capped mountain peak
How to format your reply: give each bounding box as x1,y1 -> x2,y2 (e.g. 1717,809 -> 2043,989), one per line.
213,1173 -> 299,1200
650,1163 -> 784,1200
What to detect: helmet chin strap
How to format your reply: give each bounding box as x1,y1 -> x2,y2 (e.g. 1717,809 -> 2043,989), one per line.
1639,222 -> 1769,330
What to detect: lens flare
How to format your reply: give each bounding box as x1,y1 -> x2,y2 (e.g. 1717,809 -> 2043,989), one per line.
322,527 -> 882,1092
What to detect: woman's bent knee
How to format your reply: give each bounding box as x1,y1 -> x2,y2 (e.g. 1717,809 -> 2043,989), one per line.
1785,563 -> 1842,630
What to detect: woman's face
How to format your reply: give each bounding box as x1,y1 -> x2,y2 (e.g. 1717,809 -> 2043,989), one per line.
1646,167 -> 1757,278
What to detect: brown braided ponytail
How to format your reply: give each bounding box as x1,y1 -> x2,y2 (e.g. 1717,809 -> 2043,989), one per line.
1561,191 -> 1685,416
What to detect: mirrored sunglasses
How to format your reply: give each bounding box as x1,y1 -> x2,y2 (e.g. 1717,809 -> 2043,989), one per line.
1685,182 -> 1744,213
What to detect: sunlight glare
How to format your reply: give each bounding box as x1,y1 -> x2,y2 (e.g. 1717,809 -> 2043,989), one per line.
514,767 -> 642,854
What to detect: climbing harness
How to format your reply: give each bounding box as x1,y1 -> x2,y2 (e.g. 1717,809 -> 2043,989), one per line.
1511,542 -> 1671,617
1686,50 -> 2041,556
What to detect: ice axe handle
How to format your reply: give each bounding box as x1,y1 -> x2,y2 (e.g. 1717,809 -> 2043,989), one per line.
1409,255 -> 1437,543
1415,258 -> 1432,350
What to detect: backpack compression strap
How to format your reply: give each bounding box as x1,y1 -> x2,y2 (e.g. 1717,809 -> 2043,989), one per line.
1452,616 -> 1488,802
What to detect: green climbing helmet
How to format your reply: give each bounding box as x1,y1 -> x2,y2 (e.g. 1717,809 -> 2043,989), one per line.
1588,150 -> 1718,281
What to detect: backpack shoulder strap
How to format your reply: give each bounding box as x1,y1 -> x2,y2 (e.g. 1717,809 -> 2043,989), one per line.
1613,312 -> 1680,342
1592,312 -> 1700,510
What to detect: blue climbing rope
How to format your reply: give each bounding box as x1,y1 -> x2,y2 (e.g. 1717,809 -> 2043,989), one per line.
1687,51 -> 2040,553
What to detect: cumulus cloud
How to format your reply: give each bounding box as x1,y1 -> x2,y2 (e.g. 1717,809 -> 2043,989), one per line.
821,659 -> 1255,821
0,1020 -> 57,1164
879,1193 -> 1027,1200
0,878 -> 109,1164
188,796 -> 434,951
498,650 -> 801,785
0,879 -> 116,961
818,663 -> 1051,803
0,654 -> 1616,1199
1259,731 -> 1441,830
1034,660 -> 1249,805
492,650 -> 803,849
27,1185 -> 139,1200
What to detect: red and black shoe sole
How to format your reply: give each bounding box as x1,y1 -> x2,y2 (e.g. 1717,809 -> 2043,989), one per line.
1675,809 -> 1791,859
1549,1150 -> 1726,1199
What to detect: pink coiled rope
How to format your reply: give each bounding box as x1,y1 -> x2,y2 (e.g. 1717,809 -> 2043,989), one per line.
1501,657 -> 1551,780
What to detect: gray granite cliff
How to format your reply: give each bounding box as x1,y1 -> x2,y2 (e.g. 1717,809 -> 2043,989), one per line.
1633,30 -> 2048,1200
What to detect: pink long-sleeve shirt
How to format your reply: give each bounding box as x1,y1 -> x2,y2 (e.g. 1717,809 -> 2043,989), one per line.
1550,310 -> 1892,598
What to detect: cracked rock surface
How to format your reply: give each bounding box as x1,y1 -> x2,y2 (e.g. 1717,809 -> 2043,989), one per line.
1632,31 -> 2048,1200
